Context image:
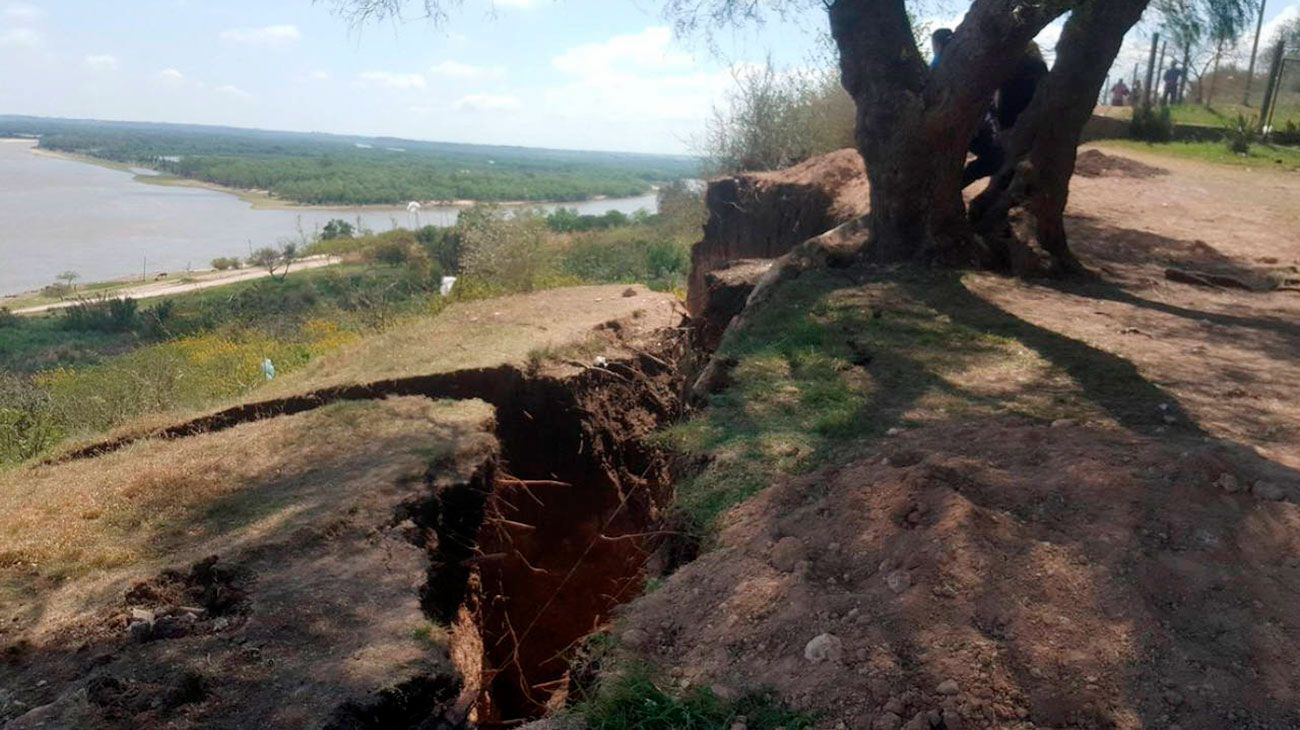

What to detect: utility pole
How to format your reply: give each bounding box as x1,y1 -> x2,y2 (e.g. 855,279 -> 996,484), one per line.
1243,0 -> 1268,105
1145,33 -> 1160,106
1259,41 -> 1286,131
142,255 -> 147,283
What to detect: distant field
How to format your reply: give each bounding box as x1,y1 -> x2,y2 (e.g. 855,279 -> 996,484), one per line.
0,116 -> 700,206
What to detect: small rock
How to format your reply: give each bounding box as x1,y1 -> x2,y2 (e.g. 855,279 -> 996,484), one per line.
177,606 -> 207,619
1051,418 -> 1075,428
212,617 -> 231,631
1164,690 -> 1184,706
127,621 -> 152,643
770,537 -> 807,572
903,712 -> 929,730
730,722 -> 748,730
873,712 -> 903,730
936,679 -> 960,696
622,628 -> 648,648
1253,481 -> 1285,501
129,608 -> 155,625
622,287 -> 638,298
887,427 -> 904,436
1215,474 -> 1242,493
885,570 -> 912,594
804,633 -> 844,663
927,709 -> 943,727
884,697 -> 905,715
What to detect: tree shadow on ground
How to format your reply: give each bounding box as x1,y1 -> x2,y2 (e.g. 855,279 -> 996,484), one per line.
662,262 -> 1300,728
1063,216 -> 1300,342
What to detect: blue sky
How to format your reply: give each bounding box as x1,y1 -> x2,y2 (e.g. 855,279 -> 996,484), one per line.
1,0 -> 1296,154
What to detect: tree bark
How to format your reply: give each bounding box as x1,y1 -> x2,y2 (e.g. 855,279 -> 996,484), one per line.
828,0 -> 1067,267
969,0 -> 1150,275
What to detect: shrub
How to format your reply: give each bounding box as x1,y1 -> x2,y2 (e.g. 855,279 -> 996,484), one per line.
560,228 -> 690,291
0,374 -> 61,465
0,307 -> 17,328
1224,113 -> 1259,154
701,59 -> 855,174
458,207 -> 552,293
320,218 -> 355,240
1130,103 -> 1174,142
59,297 -> 139,333
210,256 -> 241,271
41,282 -> 73,300
416,225 -> 463,273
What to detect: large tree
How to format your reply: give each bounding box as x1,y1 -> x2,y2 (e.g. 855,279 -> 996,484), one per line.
329,0 -> 1242,275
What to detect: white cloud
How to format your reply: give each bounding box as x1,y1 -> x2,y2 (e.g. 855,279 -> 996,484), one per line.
0,27 -> 41,49
308,69 -> 331,81
219,24 -> 301,48
357,71 -> 427,90
2,2 -> 39,21
84,54 -> 119,72
553,26 -> 692,76
215,84 -> 252,100
453,93 -> 522,111
430,60 -> 505,80
157,68 -> 186,82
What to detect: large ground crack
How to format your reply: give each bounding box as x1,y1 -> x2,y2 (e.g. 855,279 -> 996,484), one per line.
59,325 -> 690,728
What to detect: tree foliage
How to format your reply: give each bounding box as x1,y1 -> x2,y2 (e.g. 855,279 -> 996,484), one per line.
701,60 -> 855,173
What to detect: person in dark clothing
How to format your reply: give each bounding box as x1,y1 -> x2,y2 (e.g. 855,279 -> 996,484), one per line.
933,32 -> 1049,188
1162,62 -> 1182,105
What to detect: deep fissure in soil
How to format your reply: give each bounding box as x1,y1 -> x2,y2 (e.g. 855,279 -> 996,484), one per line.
58,324 -> 689,728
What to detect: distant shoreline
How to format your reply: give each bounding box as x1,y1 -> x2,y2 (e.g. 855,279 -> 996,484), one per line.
11,138 -> 658,214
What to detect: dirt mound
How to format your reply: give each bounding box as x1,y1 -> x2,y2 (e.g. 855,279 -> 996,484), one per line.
687,149 -> 869,318
619,418 -> 1300,730
1074,149 -> 1169,179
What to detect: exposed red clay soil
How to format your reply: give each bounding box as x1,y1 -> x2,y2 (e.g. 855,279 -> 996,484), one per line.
457,343 -> 687,726
4,302 -> 691,729
621,418 -> 1300,730
687,149 -> 870,317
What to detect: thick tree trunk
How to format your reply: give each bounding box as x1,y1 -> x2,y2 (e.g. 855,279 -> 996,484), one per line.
969,0 -> 1150,275
828,0 -> 1068,267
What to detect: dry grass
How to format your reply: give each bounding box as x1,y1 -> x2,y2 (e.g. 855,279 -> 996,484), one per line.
262,284 -> 681,395
0,397 -> 493,628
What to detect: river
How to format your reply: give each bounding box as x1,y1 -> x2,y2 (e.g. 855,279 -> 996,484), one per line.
0,139 -> 660,297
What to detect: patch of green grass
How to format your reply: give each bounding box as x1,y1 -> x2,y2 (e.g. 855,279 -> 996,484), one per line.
1107,102 -> 1300,128
1101,139 -> 1300,171
577,666 -> 813,730
661,268 -> 1136,538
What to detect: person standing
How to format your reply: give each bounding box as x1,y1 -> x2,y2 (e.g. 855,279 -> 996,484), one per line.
1162,63 -> 1183,105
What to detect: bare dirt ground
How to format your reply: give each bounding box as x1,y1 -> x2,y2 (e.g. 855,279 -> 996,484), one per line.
1,398 -> 495,729
617,147 -> 1300,730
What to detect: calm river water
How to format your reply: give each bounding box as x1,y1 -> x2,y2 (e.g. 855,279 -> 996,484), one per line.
0,139 -> 659,297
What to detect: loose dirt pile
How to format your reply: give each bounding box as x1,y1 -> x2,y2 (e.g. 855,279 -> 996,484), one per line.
620,417 -> 1300,730
1073,149 -> 1169,179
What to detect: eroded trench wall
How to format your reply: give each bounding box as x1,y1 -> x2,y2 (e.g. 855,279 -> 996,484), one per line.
54,312 -> 690,729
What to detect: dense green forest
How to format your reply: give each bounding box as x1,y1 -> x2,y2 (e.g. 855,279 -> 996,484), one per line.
0,116 -> 699,205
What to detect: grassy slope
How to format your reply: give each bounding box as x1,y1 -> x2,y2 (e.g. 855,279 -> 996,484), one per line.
664,267 -> 1158,537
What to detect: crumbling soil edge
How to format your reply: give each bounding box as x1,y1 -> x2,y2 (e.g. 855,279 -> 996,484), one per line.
52,322 -> 691,729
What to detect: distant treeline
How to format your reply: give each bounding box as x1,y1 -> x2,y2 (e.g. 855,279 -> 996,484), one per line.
0,116 -> 700,206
